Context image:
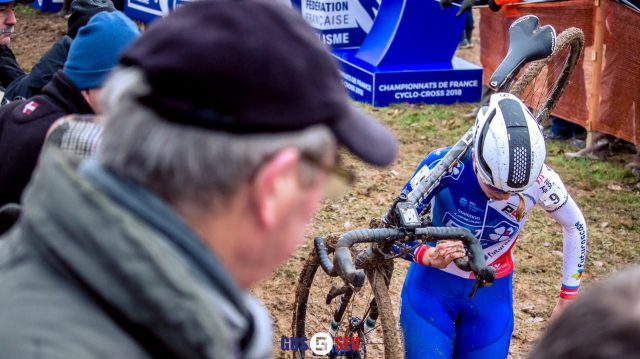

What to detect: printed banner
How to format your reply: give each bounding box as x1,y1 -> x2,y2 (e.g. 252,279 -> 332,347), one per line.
32,0 -> 63,13
124,0 -> 192,23
292,0 -> 380,48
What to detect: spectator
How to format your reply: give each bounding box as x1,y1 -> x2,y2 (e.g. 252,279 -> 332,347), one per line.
45,114 -> 103,158
58,0 -> 120,16
3,0 -> 116,101
528,265 -> 640,359
0,0 -> 33,90
545,116 -> 586,143
0,10 -> 139,207
458,10 -> 474,49
0,0 -> 397,357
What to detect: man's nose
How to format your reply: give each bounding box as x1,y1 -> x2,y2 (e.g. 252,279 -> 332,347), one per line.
4,10 -> 16,26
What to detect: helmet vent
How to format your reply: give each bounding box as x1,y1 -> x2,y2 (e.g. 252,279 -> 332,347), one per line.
498,98 -> 532,189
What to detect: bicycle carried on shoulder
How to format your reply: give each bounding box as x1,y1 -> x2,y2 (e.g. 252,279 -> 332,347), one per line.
291,15 -> 584,359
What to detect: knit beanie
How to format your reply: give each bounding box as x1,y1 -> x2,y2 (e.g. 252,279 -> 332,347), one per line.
67,0 -> 116,39
63,11 -> 139,90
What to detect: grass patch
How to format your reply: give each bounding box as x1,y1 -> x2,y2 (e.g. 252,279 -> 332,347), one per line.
15,4 -> 37,15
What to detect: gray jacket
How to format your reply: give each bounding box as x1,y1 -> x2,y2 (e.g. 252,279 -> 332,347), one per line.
0,147 -> 271,358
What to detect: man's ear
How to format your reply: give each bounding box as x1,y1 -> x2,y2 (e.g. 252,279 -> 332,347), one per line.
251,147 -> 300,228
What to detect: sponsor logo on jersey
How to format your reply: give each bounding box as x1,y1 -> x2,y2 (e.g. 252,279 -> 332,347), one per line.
468,201 -> 480,212
488,225 -> 515,242
501,203 -> 518,219
571,269 -> 583,280
443,213 -> 482,239
444,161 -> 464,181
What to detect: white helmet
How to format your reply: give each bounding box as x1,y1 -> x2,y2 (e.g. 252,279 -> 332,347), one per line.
473,93 -> 546,192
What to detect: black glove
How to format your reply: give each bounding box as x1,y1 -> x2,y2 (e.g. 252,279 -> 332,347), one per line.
488,0 -> 502,11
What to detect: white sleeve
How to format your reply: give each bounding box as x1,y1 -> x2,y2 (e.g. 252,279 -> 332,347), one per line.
538,169 -> 587,299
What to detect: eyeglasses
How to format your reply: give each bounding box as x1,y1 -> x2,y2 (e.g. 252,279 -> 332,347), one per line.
299,152 -> 356,199
0,3 -> 15,13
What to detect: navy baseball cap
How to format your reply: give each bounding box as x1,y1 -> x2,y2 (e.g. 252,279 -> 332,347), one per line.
120,0 -> 397,167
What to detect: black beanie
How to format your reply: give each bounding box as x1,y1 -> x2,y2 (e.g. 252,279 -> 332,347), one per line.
67,0 -> 116,39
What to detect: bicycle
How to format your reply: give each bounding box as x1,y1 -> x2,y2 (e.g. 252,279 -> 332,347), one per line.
291,15 -> 584,359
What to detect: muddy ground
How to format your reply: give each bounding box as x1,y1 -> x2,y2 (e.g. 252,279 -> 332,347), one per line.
12,7 -> 639,359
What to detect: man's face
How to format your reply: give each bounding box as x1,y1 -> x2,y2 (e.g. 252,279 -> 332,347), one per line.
262,159 -> 329,278
80,88 -> 102,113
242,149 -> 340,288
0,2 -> 16,46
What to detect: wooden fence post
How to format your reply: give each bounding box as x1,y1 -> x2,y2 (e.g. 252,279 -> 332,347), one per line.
586,0 -> 607,147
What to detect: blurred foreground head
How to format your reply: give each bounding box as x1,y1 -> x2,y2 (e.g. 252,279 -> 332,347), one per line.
97,0 -> 397,287
529,266 -> 640,359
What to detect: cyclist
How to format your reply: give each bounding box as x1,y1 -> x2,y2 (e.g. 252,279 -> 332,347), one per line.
398,92 -> 587,358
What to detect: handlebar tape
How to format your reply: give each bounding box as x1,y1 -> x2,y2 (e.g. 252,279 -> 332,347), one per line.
332,227 -> 496,287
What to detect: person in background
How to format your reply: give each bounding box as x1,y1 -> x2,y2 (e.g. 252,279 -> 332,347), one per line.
459,10 -> 474,49
0,0 -> 397,357
528,265 -> 640,359
0,0 -> 37,91
2,0 -> 116,102
0,10 -> 139,207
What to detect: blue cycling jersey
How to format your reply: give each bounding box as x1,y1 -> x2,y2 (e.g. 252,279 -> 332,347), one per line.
399,146 -> 587,358
400,147 -> 586,286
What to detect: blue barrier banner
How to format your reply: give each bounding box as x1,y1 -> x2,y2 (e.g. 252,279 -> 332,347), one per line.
292,0 -> 379,48
124,0 -> 191,23
32,0 -> 63,13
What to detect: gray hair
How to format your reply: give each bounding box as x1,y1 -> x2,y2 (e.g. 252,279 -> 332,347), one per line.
97,67 -> 336,212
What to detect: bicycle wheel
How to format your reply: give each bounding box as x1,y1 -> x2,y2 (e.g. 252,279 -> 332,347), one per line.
292,236 -> 402,359
506,27 -> 585,124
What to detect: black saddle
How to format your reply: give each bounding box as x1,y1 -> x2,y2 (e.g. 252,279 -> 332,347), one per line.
489,15 -> 556,91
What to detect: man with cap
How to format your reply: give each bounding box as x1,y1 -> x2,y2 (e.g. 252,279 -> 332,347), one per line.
0,10 -> 139,207
0,0 -> 397,357
0,0 -> 34,90
1,0 -> 116,101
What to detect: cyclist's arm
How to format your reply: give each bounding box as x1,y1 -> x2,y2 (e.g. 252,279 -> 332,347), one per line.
400,147 -> 451,213
393,147 -> 456,268
537,166 -> 587,300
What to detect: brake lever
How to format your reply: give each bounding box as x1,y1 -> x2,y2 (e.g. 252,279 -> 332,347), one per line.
468,269 -> 495,298
468,280 -> 482,298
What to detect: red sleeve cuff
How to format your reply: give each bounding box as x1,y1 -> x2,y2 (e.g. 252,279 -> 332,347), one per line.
560,285 -> 579,299
414,244 -> 428,265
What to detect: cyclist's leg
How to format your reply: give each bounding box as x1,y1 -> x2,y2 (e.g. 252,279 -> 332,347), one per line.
453,272 -> 514,359
400,264 -> 465,359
